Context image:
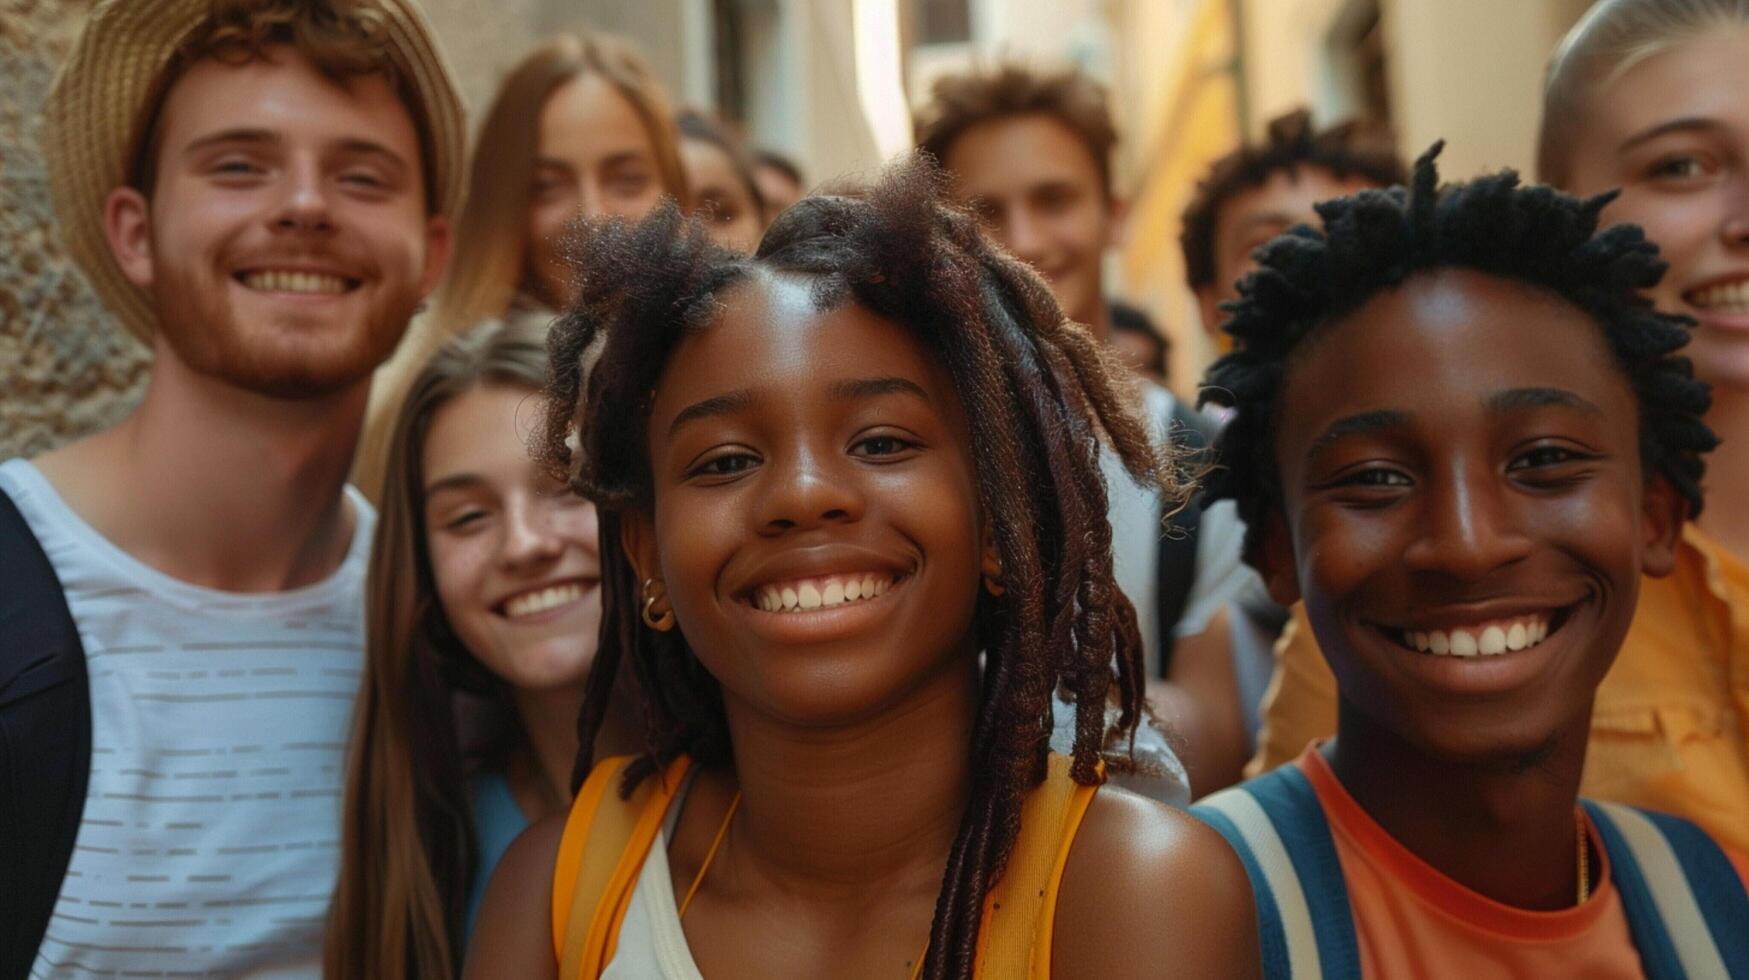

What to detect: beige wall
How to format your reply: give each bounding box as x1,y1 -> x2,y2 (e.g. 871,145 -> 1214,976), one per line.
1380,0 -> 1591,179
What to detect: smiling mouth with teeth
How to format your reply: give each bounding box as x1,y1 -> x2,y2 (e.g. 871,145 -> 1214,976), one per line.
237,270 -> 358,295
1685,279 -> 1749,314
1387,609 -> 1571,658
751,572 -> 901,613
499,580 -> 592,619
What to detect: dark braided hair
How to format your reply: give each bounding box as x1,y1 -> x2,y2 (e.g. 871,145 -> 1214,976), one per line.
1201,144 -> 1718,564
537,156 -> 1181,979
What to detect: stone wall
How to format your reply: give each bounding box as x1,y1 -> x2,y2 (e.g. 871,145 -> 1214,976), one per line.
0,0 -> 594,459
1,0 -> 150,459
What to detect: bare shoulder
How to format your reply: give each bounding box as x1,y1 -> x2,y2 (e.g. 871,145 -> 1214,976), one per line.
1051,786 -> 1260,979
461,812 -> 567,980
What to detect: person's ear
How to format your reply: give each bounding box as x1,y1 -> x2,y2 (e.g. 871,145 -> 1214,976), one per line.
1253,510 -> 1302,606
418,214 -> 453,299
620,508 -> 660,584
621,509 -> 676,631
104,186 -> 154,289
1638,476 -> 1686,578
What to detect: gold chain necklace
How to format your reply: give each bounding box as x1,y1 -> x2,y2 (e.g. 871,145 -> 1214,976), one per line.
1577,810 -> 1590,905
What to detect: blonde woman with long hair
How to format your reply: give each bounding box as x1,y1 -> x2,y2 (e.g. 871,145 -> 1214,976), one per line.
355,33 -> 689,499
326,317 -> 638,979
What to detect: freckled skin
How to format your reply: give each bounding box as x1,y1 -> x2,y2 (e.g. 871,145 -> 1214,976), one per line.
1261,267 -> 1683,909
422,385 -> 601,692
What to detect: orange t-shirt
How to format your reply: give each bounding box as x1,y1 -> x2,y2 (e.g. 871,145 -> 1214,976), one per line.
1295,746 -> 1749,979
1253,524 -> 1749,856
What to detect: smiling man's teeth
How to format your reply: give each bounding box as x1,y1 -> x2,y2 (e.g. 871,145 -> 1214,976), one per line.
503,582 -> 585,618
1689,280 -> 1749,313
757,573 -> 894,613
241,270 -> 350,294
1402,615 -> 1552,658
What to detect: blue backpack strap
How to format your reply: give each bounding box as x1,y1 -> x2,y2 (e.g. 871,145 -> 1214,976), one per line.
1191,765 -> 1361,979
1584,800 -> 1749,980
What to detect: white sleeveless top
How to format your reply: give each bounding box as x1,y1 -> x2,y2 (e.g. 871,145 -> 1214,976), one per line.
3,459 -> 372,978
601,830 -> 706,980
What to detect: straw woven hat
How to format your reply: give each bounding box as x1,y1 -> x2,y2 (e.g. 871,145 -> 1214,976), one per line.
39,0 -> 467,343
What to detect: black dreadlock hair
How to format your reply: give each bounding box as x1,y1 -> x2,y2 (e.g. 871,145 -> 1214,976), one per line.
537,155 -> 1182,979
1200,144 -> 1717,565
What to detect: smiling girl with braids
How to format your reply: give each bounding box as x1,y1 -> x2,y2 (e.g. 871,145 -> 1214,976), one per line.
463,159 -> 1259,978
1190,147 -> 1748,978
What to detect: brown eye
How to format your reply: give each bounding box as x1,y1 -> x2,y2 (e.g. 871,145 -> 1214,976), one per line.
850,435 -> 918,459
689,451 -> 760,479
1647,154 -> 1711,182
1342,467 -> 1410,487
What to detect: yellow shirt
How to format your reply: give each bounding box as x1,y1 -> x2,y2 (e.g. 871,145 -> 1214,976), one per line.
1247,523 -> 1749,854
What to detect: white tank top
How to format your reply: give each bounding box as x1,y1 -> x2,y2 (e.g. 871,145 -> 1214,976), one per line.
601,829 -> 706,980
4,459 -> 372,978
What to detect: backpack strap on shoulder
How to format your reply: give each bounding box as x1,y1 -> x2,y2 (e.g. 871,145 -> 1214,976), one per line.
1584,800 -> 1749,980
552,754 -> 692,979
0,485 -> 90,977
978,754 -> 1101,978
1190,766 -> 1359,980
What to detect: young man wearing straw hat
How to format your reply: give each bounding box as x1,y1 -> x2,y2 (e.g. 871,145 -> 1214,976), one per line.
0,0 -> 461,974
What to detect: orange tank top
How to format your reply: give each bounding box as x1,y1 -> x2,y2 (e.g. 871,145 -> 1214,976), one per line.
549,753 -> 1100,979
1298,746 -> 1749,979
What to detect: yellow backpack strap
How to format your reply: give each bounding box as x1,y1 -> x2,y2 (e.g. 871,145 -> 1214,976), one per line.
976,754 -> 1101,978
550,754 -> 693,979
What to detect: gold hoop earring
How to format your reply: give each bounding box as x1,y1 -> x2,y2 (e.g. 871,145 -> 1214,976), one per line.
640,577 -> 676,632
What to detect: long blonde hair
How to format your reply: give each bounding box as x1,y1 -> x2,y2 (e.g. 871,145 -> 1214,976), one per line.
327,317 -> 550,980
1539,0 -> 1749,184
431,32 -> 689,334
354,33 -> 686,501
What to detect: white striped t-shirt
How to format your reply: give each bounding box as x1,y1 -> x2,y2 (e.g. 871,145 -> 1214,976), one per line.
1,459 -> 371,979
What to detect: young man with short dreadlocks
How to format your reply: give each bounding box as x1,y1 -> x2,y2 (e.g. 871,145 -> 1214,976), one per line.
1247,2 -> 1749,860
0,0 -> 460,973
1189,146 -> 1748,977
1177,106 -> 1405,785
464,158 -> 1260,979
916,62 -> 1274,795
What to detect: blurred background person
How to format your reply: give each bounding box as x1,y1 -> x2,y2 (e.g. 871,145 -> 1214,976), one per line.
327,316 -> 639,979
354,32 -> 688,499
752,148 -> 807,222
1179,108 -> 1405,355
678,107 -> 767,252
915,62 -> 1272,794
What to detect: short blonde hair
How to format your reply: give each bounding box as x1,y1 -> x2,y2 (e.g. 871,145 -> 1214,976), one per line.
1539,0 -> 1749,185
